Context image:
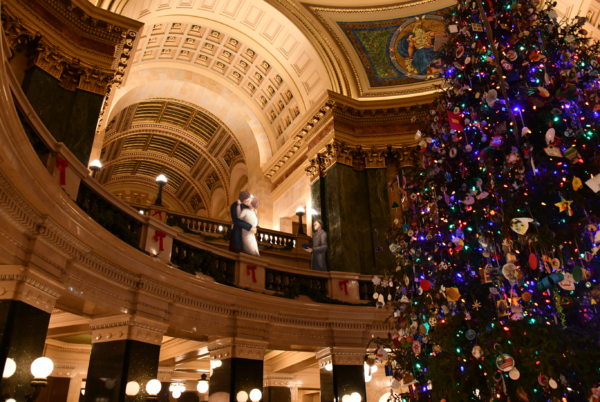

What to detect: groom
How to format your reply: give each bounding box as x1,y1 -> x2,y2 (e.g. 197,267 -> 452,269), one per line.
229,191 -> 257,253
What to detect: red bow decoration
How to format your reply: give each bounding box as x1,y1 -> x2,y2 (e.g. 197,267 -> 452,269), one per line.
154,230 -> 166,251
56,157 -> 68,186
152,210 -> 163,220
247,265 -> 257,282
339,279 -> 349,295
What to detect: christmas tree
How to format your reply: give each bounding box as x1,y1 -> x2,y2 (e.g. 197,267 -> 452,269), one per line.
367,0 -> 600,401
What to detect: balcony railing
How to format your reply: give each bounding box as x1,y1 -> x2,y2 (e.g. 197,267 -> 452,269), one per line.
7,58 -> 373,306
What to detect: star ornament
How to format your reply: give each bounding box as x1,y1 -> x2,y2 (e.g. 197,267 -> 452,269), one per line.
555,197 -> 573,216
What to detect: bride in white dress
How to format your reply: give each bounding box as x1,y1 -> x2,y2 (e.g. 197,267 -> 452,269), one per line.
236,198 -> 260,257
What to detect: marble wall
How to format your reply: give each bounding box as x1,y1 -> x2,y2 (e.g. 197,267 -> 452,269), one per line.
21,66 -> 103,166
311,164 -> 391,274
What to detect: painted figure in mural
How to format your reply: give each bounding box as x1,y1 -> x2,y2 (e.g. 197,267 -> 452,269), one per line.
236,197 -> 260,257
229,191 -> 257,254
397,18 -> 447,75
304,220 -> 327,272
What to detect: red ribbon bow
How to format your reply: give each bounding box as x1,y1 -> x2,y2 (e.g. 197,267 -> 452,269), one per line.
152,210 -> 163,220
154,230 -> 166,251
56,157 -> 68,186
247,265 -> 257,282
339,279 -> 349,295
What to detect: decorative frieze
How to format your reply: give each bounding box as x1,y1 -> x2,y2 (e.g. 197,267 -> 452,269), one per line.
263,374 -> 294,388
89,314 -> 169,345
0,266 -> 64,313
316,347 -> 365,366
305,140 -> 421,182
208,337 -> 268,361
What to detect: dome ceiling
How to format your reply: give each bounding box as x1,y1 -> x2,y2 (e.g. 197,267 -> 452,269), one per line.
98,99 -> 244,213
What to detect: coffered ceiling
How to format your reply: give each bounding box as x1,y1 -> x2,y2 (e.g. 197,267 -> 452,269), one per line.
98,99 -> 244,214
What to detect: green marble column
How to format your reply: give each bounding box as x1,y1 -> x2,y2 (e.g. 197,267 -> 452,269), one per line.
310,164 -> 391,274
21,66 -> 103,165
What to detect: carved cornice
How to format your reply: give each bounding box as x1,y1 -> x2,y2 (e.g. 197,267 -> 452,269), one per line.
316,347 -> 365,366
208,337 -> 269,361
263,373 -> 294,388
0,267 -> 64,313
89,314 -> 169,345
305,140 -> 421,182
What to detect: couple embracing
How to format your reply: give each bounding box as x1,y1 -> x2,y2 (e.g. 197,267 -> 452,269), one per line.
228,191 -> 260,257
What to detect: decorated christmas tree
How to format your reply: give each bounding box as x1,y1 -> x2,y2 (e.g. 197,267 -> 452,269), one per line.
367,0 -> 600,401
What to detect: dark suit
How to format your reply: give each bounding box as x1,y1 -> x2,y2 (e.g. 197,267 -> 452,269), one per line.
311,229 -> 327,272
229,201 -> 253,253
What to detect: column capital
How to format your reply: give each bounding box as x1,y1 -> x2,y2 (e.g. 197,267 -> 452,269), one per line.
263,373 -> 294,388
89,314 -> 168,345
0,265 -> 64,313
207,337 -> 268,361
316,347 -> 365,367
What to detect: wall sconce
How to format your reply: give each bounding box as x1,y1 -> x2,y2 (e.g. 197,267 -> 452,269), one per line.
153,174 -> 168,207
125,381 -> 140,396
27,357 -> 54,402
89,160 -> 103,179
197,373 -> 209,393
145,379 -> 162,401
295,206 -> 306,235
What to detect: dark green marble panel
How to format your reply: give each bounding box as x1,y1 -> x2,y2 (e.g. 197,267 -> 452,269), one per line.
21,66 -> 103,166
263,386 -> 291,402
0,300 -> 51,401
367,169 -> 393,273
322,164 -> 374,274
84,339 -> 160,402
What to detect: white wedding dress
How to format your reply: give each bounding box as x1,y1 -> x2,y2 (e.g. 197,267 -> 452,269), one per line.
237,204 -> 260,257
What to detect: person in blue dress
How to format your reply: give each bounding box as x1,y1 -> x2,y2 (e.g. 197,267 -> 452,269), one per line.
396,20 -> 446,76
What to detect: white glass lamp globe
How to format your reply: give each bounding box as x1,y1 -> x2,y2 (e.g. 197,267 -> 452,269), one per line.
81,390 -> 85,395
172,389 -> 181,398
89,159 -> 102,169
249,388 -> 262,402
30,357 -> 53,378
236,390 -> 249,402
156,174 -> 168,184
125,381 -> 140,396
210,359 -> 222,368
146,379 -> 162,395
169,384 -> 174,392
6,399 -> 16,402
325,363 -> 333,371
341,395 -> 351,402
3,358 -> 16,378
351,392 -> 362,402
197,380 -> 209,393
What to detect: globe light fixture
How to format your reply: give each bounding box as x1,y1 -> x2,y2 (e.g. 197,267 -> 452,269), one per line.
125,381 -> 140,396
325,362 -> 333,371
197,373 -> 209,393
210,359 -> 222,369
3,358 -> 16,378
172,390 -> 181,399
249,388 -> 262,402
27,357 -> 53,402
236,390 -> 249,402
341,395 -> 351,402
351,392 -> 362,402
295,206 -> 306,235
89,160 -> 103,179
153,174 -> 168,206
145,379 -> 162,401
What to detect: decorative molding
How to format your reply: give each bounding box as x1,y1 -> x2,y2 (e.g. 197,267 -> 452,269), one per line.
263,373 -> 294,388
316,347 -> 365,366
89,314 -> 169,345
0,267 -> 64,313
208,337 -> 269,361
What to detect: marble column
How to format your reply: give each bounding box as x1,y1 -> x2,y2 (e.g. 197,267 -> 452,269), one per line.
83,315 -> 168,402
207,338 -> 268,402
263,374 -> 293,402
311,164 -> 392,274
0,266 -> 63,401
316,348 -> 367,402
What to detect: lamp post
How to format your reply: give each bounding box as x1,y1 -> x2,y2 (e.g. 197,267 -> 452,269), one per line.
89,159 -> 103,179
27,357 -> 54,402
197,373 -> 209,394
145,379 -> 162,401
153,174 -> 168,207
295,206 -> 306,235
